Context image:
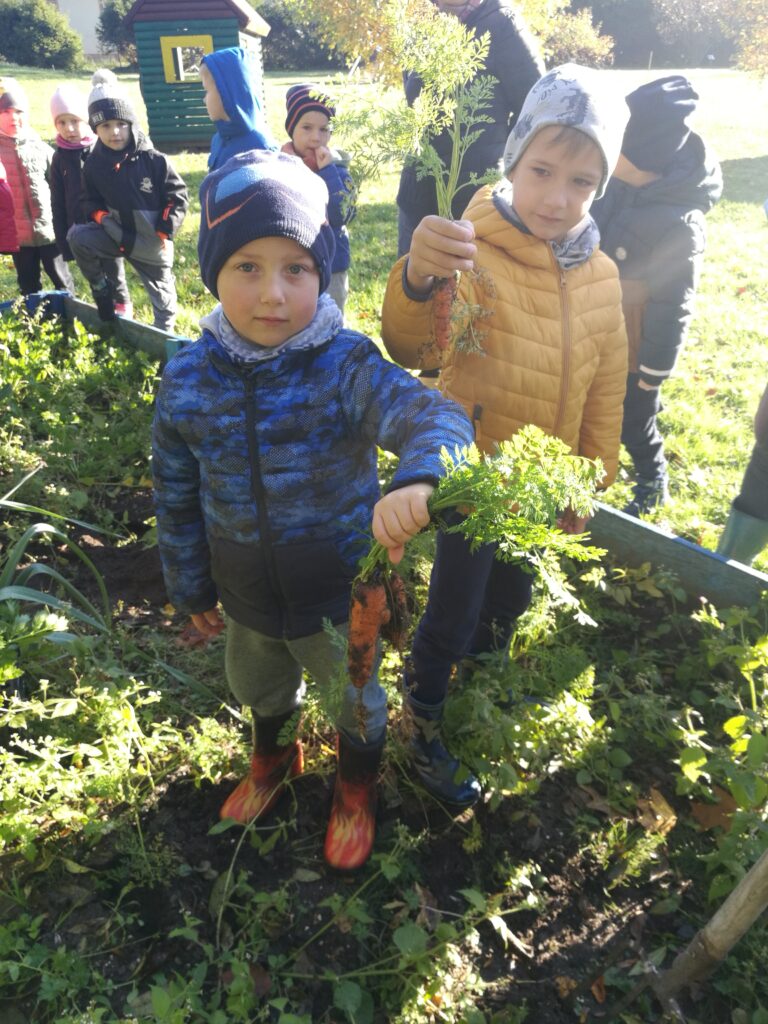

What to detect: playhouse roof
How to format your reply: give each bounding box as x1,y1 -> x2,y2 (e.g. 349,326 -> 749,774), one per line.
124,0 -> 270,36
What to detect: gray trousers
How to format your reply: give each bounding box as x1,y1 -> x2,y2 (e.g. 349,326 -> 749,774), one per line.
224,618 -> 387,744
68,222 -> 177,330
326,270 -> 349,317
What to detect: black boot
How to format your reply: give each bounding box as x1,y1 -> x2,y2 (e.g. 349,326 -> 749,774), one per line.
407,694 -> 480,807
92,277 -> 115,322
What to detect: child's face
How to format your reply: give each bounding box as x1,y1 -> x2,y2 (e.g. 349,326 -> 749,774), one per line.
0,107 -> 25,138
216,236 -> 320,347
508,126 -> 603,242
200,65 -> 228,122
96,119 -> 131,151
55,114 -> 87,144
291,111 -> 331,159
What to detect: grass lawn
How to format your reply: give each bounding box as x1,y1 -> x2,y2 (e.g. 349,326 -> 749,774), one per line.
1,64 -> 766,565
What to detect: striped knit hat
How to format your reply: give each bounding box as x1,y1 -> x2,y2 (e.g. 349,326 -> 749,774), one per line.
198,149 -> 336,299
284,83 -> 335,138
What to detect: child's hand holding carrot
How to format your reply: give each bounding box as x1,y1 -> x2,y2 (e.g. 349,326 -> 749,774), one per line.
406,216 -> 476,294
372,483 -> 434,564
191,607 -> 226,638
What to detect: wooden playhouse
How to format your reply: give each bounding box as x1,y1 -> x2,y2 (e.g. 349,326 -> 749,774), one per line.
123,0 -> 270,150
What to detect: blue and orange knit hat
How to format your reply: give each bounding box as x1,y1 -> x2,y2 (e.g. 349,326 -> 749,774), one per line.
198,149 -> 336,299
284,83 -> 335,138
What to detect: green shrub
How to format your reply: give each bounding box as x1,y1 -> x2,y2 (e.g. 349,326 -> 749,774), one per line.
542,8 -> 614,67
258,0 -> 341,71
0,0 -> 83,71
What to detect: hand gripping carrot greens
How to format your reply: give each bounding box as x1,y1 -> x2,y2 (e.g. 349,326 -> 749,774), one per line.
347,424 -> 607,691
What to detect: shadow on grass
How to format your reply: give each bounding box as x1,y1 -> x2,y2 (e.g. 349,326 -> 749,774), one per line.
720,155 -> 768,204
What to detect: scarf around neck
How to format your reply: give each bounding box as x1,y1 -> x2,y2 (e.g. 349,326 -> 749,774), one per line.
200,291 -> 343,365
56,132 -> 95,150
492,178 -> 600,270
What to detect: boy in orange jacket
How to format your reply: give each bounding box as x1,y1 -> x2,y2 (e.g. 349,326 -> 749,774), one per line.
381,64 -> 629,806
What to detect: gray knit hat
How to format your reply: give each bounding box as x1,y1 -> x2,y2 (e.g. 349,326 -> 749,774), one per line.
0,78 -> 29,113
502,63 -> 628,200
88,68 -> 136,130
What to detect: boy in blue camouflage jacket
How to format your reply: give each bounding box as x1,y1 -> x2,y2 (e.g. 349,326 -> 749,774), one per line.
152,151 -> 474,871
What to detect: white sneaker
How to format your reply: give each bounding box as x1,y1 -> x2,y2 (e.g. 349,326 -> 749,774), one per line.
114,302 -> 133,318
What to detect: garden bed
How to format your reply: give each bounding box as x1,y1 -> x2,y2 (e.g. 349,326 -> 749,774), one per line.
2,308 -> 767,1024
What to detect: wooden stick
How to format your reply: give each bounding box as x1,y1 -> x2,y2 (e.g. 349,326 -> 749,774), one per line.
653,847 -> 768,1004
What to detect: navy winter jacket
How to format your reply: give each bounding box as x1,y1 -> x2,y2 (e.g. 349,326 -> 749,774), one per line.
80,130 -> 188,266
396,0 -> 543,222
50,144 -> 91,261
152,328 -> 474,639
593,133 -> 722,384
318,152 -> 355,273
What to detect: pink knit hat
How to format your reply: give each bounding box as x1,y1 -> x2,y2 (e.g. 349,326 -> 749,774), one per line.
50,85 -> 89,124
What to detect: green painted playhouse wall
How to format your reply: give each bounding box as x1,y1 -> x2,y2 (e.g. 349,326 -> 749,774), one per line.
133,19 -> 247,148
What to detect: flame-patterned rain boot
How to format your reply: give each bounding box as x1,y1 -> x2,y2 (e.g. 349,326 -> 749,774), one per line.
323,731 -> 385,871
220,710 -> 302,824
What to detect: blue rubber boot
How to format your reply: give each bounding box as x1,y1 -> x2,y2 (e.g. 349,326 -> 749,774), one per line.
407,695 -> 481,807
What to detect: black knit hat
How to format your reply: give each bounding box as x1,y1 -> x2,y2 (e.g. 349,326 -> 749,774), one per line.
284,83 -> 335,138
198,149 -> 336,299
622,76 -> 698,174
87,68 -> 136,130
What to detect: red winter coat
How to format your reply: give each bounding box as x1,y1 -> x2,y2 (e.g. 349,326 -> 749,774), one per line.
0,170 -> 19,253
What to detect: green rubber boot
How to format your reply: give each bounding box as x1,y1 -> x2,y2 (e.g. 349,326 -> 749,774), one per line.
716,508 -> 768,567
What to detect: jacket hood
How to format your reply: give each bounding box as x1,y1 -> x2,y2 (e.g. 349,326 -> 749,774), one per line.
617,133 -> 722,214
203,48 -> 271,141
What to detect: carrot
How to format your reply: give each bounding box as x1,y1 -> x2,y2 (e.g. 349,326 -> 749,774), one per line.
380,570 -> 410,650
347,569 -> 390,689
432,272 -> 459,351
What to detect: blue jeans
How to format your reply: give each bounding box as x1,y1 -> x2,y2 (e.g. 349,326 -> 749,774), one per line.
409,520 -> 534,705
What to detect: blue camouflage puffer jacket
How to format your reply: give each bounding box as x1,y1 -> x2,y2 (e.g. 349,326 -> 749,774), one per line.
152,327 -> 474,639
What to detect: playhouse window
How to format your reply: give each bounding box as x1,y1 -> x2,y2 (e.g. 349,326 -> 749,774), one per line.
160,35 -> 214,84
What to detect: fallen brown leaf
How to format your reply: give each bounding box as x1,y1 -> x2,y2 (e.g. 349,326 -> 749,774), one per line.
691,785 -> 737,831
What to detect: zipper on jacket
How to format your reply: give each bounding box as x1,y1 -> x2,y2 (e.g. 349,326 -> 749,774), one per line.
554,265 -> 572,436
244,377 -> 293,637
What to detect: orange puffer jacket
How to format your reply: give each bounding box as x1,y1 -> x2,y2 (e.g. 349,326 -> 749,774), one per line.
381,185 -> 629,485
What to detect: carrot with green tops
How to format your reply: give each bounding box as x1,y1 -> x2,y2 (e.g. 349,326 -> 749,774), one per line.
347,569 -> 390,689
380,570 -> 410,650
432,271 -> 459,351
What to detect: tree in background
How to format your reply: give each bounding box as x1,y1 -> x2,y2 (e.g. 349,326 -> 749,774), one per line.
97,0 -> 138,66
278,0 -> 613,79
0,0 -> 83,70
258,0 -> 340,71
734,0 -> 768,76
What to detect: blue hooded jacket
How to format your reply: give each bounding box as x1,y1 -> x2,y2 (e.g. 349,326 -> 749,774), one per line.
202,47 -> 277,170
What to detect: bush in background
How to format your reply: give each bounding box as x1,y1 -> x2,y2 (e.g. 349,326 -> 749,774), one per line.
0,0 -> 83,70
542,7 -> 614,66
258,0 -> 341,72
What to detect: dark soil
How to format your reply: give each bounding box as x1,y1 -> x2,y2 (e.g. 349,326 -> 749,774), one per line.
11,489 -> 696,1023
